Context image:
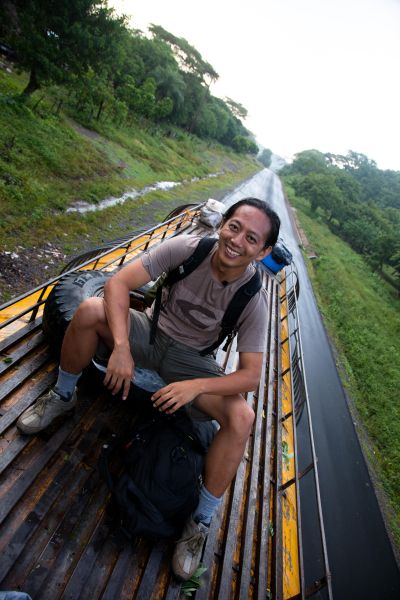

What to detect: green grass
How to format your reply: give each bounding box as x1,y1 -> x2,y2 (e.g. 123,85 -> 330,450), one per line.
285,185 -> 400,547
0,65 -> 260,301
0,66 -> 259,252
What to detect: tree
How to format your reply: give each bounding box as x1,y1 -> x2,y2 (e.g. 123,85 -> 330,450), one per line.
224,98 -> 248,120
208,97 -> 230,142
119,77 -> 171,121
72,69 -> 115,120
291,173 -> 333,212
232,135 -> 258,155
388,247 -> 400,283
4,0 -> 126,95
124,34 -> 177,85
258,148 -> 272,168
283,147 -> 400,285
149,24 -> 219,86
332,169 -> 361,204
148,64 -> 185,115
283,149 -> 328,176
370,233 -> 398,272
195,105 -> 218,138
173,71 -> 208,132
343,151 -> 377,171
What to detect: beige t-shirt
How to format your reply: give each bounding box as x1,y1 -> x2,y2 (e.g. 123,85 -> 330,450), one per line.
141,235 -> 268,353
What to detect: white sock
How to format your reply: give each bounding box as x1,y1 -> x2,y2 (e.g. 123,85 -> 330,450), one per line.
193,485 -> 222,526
54,367 -> 81,401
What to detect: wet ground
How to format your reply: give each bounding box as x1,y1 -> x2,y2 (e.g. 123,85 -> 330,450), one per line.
0,242 -> 67,302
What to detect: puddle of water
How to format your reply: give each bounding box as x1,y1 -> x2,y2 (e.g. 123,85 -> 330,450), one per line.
141,181 -> 180,194
66,181 -> 180,214
66,190 -> 139,213
66,172 -> 223,214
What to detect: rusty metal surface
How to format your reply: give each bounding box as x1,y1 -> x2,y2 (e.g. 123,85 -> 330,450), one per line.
0,286 -> 288,600
0,217 -> 329,599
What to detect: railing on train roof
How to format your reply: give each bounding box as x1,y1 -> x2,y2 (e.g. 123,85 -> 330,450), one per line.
0,212 -> 333,597
281,262 -> 333,599
0,205 -> 202,333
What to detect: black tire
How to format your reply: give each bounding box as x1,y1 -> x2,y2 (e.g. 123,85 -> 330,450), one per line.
43,270 -> 111,352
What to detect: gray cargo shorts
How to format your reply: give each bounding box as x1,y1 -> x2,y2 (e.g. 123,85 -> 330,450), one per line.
128,309 -> 224,421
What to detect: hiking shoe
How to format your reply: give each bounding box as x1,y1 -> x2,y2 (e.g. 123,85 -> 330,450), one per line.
17,388 -> 77,434
171,516 -> 208,581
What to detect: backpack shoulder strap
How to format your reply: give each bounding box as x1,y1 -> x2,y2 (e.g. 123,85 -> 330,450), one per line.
150,237 -> 217,344
165,236 -> 217,286
200,269 -> 263,356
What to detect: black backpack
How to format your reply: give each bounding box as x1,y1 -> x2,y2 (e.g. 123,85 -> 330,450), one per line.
99,406 -> 216,540
149,237 -> 263,356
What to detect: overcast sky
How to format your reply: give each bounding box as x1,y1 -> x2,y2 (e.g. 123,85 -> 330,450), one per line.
110,0 -> 400,171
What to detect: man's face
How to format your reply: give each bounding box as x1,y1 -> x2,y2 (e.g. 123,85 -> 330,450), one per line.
216,205 -> 272,274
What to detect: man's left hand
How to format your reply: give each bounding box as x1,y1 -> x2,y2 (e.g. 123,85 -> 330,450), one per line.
151,380 -> 199,414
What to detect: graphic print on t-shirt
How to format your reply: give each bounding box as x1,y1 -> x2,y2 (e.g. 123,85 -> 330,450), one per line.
175,299 -> 215,329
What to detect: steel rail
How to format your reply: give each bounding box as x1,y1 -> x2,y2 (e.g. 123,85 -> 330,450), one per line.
280,270 -> 306,599
287,266 -> 333,599
273,280 -> 283,599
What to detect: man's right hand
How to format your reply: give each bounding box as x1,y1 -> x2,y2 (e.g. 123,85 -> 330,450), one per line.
103,345 -> 134,401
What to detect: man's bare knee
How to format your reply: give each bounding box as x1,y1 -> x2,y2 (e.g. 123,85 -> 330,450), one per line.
72,297 -> 107,329
223,399 -> 255,440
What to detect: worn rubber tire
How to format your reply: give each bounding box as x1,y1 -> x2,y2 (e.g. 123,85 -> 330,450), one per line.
42,270 -> 111,353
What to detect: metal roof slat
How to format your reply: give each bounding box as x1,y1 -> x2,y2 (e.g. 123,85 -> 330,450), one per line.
256,279 -> 278,600
0,454 -> 81,585
59,519 -> 114,600
238,288 -> 271,598
0,348 -> 53,404
192,496 -> 228,600
0,331 -> 46,376
2,458 -> 100,595
134,540 -> 170,599
0,434 -> 30,476
0,319 -> 42,354
100,545 -> 139,600
164,578 -> 183,600
0,369 -> 56,435
39,486 -> 110,600
216,395 -> 253,600
0,395 -> 93,526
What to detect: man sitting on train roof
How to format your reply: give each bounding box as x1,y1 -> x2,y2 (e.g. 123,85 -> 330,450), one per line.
17,197 -> 280,581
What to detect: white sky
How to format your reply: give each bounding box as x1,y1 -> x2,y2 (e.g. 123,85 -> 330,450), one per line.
110,0 -> 400,171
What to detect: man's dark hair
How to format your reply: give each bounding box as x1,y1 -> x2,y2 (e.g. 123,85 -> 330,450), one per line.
223,197 -> 280,248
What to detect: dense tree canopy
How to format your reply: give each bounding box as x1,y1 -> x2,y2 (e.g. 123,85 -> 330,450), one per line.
2,0 -> 126,95
224,98 -> 248,120
258,148 -> 272,168
0,0 -> 258,153
148,24 -> 219,86
282,150 -> 400,283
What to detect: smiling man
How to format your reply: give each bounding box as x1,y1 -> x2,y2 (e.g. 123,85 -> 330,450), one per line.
17,197 -> 280,581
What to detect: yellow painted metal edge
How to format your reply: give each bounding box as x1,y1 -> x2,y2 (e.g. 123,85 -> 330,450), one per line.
0,210 -> 196,340
280,272 -> 301,599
